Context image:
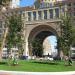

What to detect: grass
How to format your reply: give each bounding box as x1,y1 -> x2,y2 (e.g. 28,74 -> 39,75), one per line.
0,60 -> 75,72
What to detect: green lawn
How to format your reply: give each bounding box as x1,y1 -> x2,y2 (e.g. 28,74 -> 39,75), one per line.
0,60 -> 75,72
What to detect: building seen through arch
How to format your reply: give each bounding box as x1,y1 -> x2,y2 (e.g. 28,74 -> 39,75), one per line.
43,37 -> 52,56
43,36 -> 57,57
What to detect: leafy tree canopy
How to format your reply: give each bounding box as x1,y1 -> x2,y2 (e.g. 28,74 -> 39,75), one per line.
6,14 -> 24,53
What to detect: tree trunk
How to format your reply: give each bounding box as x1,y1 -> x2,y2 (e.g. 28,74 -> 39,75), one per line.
0,28 -> 8,61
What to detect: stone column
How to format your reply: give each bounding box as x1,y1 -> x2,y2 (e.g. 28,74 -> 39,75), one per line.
31,12 -> 33,21
53,8 -> 56,19
42,10 -> 44,20
64,5 -> 67,17
23,31 -> 29,56
36,11 -> 38,20
25,39 -> 29,56
23,20 -> 29,57
25,12 -> 28,21
23,36 -> 29,57
47,10 -> 50,19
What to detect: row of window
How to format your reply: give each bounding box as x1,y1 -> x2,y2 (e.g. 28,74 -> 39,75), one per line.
40,3 -> 54,8
68,3 -> 75,7
27,8 -> 60,21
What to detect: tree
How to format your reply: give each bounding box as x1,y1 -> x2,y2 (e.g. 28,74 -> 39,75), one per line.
71,27 -> 75,46
31,38 -> 43,57
59,15 -> 74,65
0,0 -> 10,6
0,0 -> 11,62
62,15 -> 72,55
6,14 -> 24,60
0,0 -> 10,11
34,0 -> 41,9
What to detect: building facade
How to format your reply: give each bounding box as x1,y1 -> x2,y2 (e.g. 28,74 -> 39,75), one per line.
10,0 -> 20,8
0,0 -> 75,58
43,38 -> 52,56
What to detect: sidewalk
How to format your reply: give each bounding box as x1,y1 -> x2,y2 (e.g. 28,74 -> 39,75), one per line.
0,71 -> 75,75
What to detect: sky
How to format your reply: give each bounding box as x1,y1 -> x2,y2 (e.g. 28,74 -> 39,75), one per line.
20,0 -> 35,7
48,36 -> 57,46
20,0 -> 63,7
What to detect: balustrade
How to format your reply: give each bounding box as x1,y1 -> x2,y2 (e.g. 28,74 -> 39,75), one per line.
26,7 -> 61,22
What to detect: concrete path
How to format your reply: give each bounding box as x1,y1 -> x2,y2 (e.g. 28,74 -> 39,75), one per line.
0,71 -> 75,75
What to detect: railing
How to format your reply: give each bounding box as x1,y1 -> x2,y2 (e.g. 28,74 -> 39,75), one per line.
24,7 -> 62,22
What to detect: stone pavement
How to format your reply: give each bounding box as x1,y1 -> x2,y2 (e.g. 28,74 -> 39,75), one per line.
0,71 -> 75,75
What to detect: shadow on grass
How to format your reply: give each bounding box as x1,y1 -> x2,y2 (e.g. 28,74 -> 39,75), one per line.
32,61 -> 59,65
0,62 -> 7,65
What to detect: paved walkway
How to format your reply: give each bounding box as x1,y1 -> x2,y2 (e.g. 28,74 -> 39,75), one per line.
0,71 -> 75,75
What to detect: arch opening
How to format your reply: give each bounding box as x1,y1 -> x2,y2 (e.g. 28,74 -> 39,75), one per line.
43,36 -> 58,57
28,25 -> 58,57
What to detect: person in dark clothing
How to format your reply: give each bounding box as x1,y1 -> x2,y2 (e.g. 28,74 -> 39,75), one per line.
68,57 -> 72,66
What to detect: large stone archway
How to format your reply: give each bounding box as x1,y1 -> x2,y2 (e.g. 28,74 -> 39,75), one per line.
28,25 -> 58,56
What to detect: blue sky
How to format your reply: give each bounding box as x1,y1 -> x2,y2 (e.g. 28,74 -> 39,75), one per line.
48,36 -> 57,46
20,0 -> 35,7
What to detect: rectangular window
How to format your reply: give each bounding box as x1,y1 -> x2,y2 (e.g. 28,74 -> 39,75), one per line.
72,50 -> 75,53
0,29 -> 3,33
22,12 -> 25,17
2,22 -> 6,28
74,8 -> 75,11
62,8 -> 65,12
0,21 -> 2,28
73,12 -> 75,16
68,3 -> 71,6
49,9 -> 53,19
49,3 -> 53,8
28,12 -> 31,21
55,8 -> 59,18
38,11 -> 42,20
0,34 -> 2,38
44,10 -> 47,19
73,3 -> 75,6
33,11 -> 36,20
